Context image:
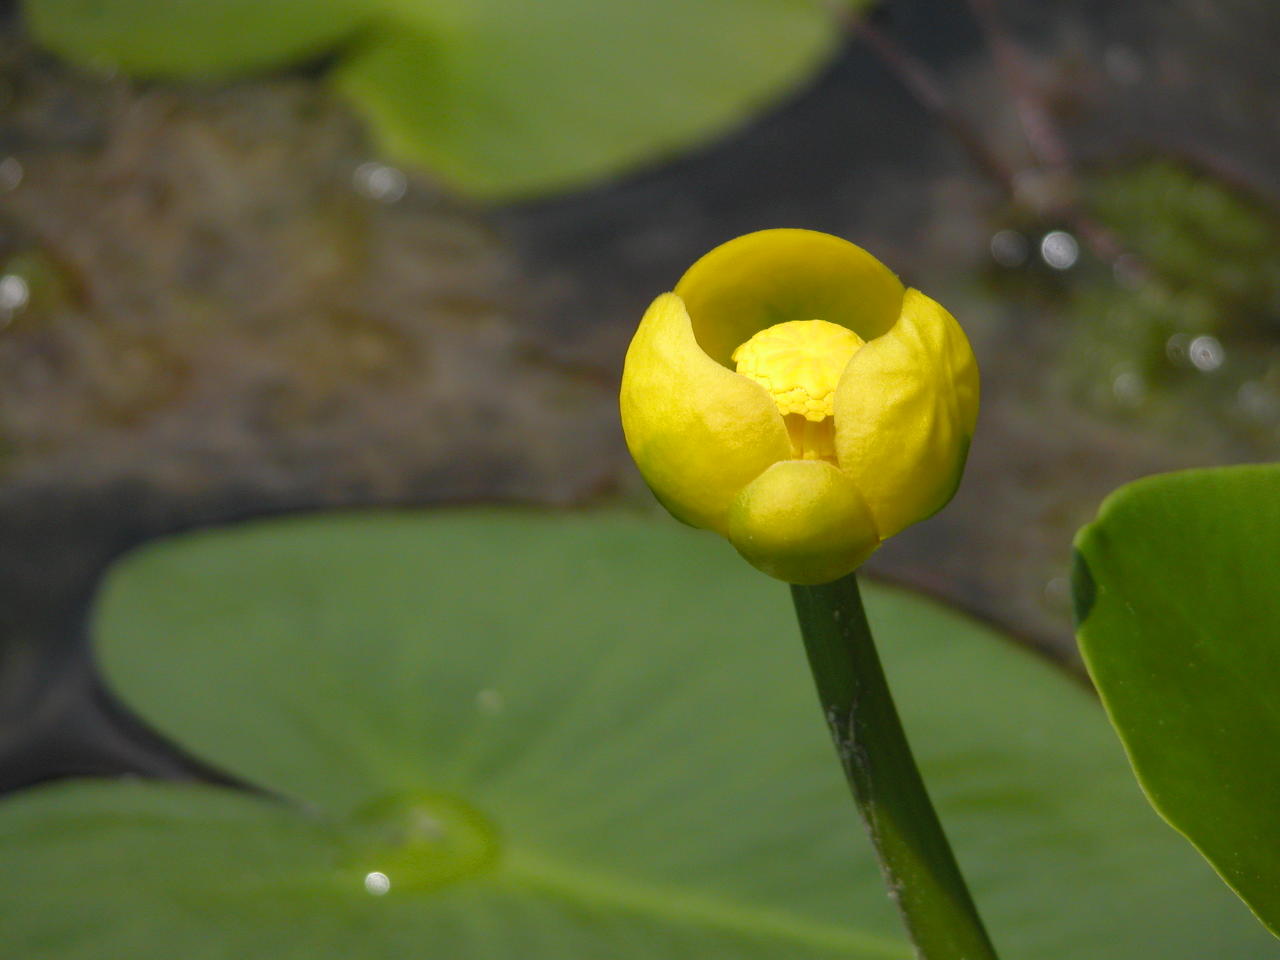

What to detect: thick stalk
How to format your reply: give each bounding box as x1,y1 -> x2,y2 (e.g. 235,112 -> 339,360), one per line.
791,574 -> 999,960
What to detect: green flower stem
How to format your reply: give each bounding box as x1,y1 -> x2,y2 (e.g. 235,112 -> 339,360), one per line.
791,573 -> 999,960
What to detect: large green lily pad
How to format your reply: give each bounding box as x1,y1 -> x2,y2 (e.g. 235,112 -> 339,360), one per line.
1,510 -> 1273,957
1075,464 -> 1280,938
24,0 -> 854,198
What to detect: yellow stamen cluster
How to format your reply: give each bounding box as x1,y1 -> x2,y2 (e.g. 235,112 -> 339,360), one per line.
732,319 -> 865,462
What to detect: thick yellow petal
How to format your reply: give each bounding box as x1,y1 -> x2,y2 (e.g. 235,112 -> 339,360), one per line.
674,229 -> 906,367
620,293 -> 791,533
727,459 -> 880,585
833,288 -> 979,539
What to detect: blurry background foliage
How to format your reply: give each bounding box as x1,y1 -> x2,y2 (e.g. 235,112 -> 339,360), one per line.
1063,160 -> 1280,441
23,0 -> 872,198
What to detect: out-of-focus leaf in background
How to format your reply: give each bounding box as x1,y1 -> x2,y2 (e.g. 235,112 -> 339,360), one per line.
1075,464 -> 1280,939
1,511 -> 1273,958
1065,161 -> 1280,424
1087,161 -> 1280,326
22,0 -> 367,75
22,0 -> 866,198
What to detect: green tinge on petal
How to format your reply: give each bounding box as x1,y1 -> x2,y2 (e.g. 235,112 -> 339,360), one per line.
620,293 -> 791,533
727,460 -> 880,585
673,229 -> 906,367
834,288 -> 979,539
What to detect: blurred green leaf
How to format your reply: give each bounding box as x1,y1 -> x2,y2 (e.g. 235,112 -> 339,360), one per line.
1062,161 -> 1280,431
2,510 -> 1275,957
24,0 -> 367,76
24,0 -> 854,198
1074,464 -> 1280,939
1088,161 -> 1280,323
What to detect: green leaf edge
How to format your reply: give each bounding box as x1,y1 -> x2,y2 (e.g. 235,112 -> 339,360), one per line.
1072,462 -> 1280,940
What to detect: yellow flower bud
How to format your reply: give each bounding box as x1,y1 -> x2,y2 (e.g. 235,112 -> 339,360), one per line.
619,229 -> 979,585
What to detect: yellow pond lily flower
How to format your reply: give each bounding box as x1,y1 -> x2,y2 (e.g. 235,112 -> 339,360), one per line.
619,229 -> 979,585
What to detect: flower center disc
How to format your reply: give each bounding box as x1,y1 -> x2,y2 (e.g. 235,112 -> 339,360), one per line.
732,319 -> 864,461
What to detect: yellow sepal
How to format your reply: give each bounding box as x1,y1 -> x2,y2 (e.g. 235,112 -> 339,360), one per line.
833,288 -> 979,538
620,293 -> 791,533
727,459 -> 880,585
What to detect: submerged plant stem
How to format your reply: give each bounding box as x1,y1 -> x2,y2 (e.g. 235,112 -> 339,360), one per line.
791,574 -> 999,960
